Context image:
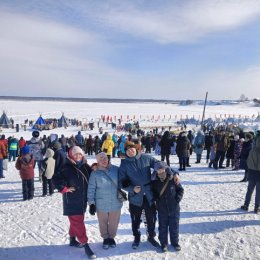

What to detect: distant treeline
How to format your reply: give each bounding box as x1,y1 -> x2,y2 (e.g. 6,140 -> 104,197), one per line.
0,95 -> 180,104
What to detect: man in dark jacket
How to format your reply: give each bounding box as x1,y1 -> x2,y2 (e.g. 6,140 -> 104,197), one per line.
119,141 -> 180,250
159,131 -> 173,166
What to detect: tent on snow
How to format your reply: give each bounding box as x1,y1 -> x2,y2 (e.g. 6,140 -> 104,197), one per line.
32,115 -> 46,130
58,113 -> 69,128
0,111 -> 12,128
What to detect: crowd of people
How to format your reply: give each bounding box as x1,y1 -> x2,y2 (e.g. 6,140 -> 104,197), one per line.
0,125 -> 259,259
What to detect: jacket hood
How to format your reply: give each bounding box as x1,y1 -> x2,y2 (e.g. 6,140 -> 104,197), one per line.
45,148 -> 54,158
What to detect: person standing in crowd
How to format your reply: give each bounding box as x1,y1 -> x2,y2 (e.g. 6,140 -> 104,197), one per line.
152,161 -> 184,252
232,135 -> 242,170
241,137 -> 260,214
187,130 -> 194,166
52,146 -> 96,259
8,136 -> 19,162
41,148 -> 55,197
213,130 -> 228,169
27,130 -> 44,180
52,141 -> 67,177
159,131 -> 173,166
75,131 -> 85,149
15,145 -> 34,201
0,137 -> 7,179
204,131 -> 214,163
101,134 -> 114,162
18,137 -> 26,156
176,132 -> 191,171
119,141 -> 180,250
226,135 -> 235,168
193,130 -> 205,164
88,152 -> 123,249
240,133 -> 253,182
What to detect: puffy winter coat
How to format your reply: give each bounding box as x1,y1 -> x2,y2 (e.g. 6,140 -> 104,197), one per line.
119,153 -> 158,207
159,131 -> 173,155
193,131 -> 205,155
0,141 -> 7,159
176,136 -> 190,158
240,139 -> 253,170
101,134 -> 114,156
152,176 -> 184,216
247,137 -> 260,182
53,159 -> 92,216
41,148 -> 55,179
88,164 -> 123,212
15,154 -> 34,180
27,137 -> 44,161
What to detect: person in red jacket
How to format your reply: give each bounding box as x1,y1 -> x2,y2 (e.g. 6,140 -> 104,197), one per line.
15,145 -> 35,201
0,138 -> 7,178
18,137 -> 26,156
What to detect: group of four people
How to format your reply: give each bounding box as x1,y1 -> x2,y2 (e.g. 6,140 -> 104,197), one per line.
53,141 -> 183,259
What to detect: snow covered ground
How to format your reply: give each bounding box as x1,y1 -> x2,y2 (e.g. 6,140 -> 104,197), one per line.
0,100 -> 260,260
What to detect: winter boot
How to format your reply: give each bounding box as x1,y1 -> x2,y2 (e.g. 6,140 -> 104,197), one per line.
254,207 -> 260,214
161,245 -> 168,252
147,236 -> 160,248
172,243 -> 181,251
103,238 -> 110,249
241,205 -> 249,211
69,237 -> 84,248
109,238 -> 116,248
84,243 -> 96,259
132,233 -> 141,249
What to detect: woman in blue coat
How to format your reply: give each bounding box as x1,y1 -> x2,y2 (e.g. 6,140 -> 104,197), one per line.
88,152 -> 123,249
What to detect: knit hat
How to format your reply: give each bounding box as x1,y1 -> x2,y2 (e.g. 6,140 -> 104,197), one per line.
70,146 -> 84,157
124,141 -> 136,150
21,145 -> 30,155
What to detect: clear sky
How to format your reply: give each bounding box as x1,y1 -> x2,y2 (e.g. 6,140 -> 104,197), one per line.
1,0 -> 260,100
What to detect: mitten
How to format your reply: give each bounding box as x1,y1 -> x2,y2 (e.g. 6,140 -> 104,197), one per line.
89,204 -> 96,215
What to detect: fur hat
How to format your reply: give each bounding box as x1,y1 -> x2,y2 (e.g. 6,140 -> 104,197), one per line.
21,145 -> 30,155
70,146 -> 84,157
154,161 -> 168,172
124,141 -> 136,150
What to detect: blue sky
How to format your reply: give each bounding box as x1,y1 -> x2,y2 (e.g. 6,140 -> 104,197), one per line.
1,0 -> 260,100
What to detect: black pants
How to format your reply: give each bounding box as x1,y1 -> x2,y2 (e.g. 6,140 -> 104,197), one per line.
161,154 -> 170,166
214,150 -> 226,168
129,196 -> 156,238
42,176 -> 54,196
22,179 -> 34,200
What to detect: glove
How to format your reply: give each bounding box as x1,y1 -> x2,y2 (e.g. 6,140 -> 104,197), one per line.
89,204 -> 96,215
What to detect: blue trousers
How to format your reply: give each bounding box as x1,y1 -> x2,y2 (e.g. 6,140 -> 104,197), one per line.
158,206 -> 180,246
0,159 -> 4,178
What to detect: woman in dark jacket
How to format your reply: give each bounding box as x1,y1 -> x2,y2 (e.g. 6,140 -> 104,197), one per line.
176,132 -> 191,171
159,131 -> 173,166
53,146 -> 96,259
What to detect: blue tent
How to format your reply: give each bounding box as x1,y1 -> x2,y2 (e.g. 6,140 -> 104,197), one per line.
32,116 -> 46,129
58,113 -> 68,127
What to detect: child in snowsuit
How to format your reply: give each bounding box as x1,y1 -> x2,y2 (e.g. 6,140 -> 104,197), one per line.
152,161 -> 184,252
15,145 -> 35,201
41,148 -> 55,196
